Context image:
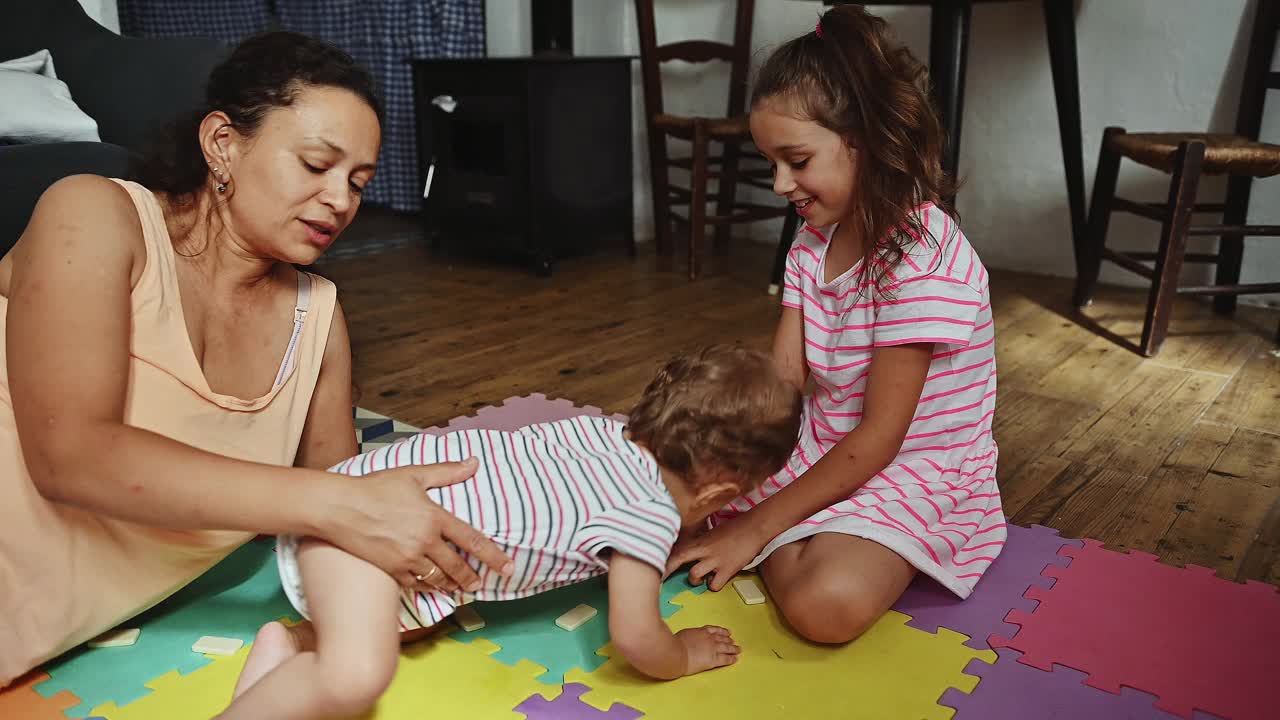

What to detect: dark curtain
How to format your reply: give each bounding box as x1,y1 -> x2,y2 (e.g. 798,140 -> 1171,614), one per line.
118,0 -> 486,212
118,0 -> 273,44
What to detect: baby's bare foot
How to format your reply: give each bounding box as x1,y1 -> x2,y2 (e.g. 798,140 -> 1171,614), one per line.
232,621 -> 301,698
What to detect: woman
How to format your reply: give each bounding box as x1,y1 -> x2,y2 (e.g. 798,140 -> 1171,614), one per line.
0,31 -> 512,686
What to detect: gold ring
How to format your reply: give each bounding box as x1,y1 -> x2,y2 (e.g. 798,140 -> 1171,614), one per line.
415,567 -> 439,583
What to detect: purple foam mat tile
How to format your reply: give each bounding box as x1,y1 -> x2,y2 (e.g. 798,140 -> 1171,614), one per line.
421,394 -> 627,435
938,649 -> 1224,720
893,524 -> 1082,649
514,683 -> 642,720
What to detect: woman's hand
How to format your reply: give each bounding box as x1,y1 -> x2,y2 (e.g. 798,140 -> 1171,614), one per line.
325,458 -> 514,594
665,515 -> 769,592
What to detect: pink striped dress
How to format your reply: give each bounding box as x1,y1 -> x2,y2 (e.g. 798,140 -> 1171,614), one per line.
713,203 -> 1005,598
277,416 -> 681,628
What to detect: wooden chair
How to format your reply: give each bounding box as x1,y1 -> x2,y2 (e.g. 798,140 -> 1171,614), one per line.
1074,0 -> 1280,356
634,0 -> 794,281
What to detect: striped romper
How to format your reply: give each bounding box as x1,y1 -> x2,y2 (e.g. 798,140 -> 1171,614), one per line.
278,416 -> 681,628
713,203 -> 1006,598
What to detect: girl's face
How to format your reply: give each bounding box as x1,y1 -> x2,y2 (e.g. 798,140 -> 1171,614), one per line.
750,98 -> 857,228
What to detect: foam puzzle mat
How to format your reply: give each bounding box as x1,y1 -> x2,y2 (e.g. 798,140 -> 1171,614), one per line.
1,395 -> 1275,719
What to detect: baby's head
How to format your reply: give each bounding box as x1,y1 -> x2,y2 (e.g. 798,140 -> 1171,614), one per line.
627,345 -> 803,527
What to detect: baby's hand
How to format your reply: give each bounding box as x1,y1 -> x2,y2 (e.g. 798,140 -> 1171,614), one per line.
676,625 -> 740,675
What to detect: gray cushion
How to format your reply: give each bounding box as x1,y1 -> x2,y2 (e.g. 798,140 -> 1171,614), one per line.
0,50 -> 100,143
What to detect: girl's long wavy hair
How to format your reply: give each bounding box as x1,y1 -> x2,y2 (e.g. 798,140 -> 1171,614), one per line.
752,4 -> 959,291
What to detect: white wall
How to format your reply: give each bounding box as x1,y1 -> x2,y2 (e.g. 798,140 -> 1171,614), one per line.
76,0 -> 119,33
498,0 -> 1280,307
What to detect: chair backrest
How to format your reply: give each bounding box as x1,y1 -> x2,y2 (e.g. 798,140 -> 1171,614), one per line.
1236,0 -> 1280,141
633,0 -> 756,120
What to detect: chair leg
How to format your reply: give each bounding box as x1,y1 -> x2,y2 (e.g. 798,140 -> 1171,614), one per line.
645,124 -> 674,256
1140,141 -> 1205,357
714,141 -> 742,254
688,119 -> 711,280
1213,174 -> 1252,315
769,207 -> 800,294
1074,126 -> 1125,308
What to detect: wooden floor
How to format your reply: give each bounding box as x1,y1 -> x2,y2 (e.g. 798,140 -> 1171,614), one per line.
316,228 -> 1280,587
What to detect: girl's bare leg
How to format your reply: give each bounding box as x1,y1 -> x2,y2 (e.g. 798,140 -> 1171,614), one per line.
760,533 -> 916,644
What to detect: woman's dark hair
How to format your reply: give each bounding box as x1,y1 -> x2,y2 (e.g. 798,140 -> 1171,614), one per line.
752,5 -> 958,292
132,31 -> 382,199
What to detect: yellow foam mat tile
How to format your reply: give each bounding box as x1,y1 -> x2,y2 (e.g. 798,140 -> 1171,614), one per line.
89,648 -> 251,719
565,577 -> 994,720
91,633 -> 557,719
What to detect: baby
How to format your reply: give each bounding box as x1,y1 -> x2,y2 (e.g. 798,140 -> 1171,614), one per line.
220,344 -> 803,719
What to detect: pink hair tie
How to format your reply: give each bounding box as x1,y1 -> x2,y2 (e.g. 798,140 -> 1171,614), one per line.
815,20 -> 823,38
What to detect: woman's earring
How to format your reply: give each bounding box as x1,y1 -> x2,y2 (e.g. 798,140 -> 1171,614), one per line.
216,182 -> 227,194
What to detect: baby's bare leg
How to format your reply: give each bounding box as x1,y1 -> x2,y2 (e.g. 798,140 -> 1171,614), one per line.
232,621 -> 310,698
218,540 -> 401,720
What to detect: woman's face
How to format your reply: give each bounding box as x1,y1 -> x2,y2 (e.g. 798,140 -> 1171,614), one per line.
217,84 -> 381,265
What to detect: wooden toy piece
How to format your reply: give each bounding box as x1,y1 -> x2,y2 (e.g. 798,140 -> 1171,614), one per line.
191,635 -> 244,656
454,604 -> 486,632
732,578 -> 766,605
88,627 -> 140,648
555,603 -> 597,631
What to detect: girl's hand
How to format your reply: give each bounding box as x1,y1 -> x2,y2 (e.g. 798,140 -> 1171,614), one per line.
325,458 -> 514,593
676,625 -> 740,675
665,515 -> 767,592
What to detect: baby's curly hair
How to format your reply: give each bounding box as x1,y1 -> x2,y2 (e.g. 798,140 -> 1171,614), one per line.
627,345 -> 802,491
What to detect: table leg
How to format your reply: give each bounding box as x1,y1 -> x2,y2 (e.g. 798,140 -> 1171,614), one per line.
929,1 -> 972,192
1043,0 -> 1087,278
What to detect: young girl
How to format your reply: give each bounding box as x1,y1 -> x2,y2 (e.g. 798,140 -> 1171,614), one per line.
667,5 -> 1005,645
219,345 -> 802,719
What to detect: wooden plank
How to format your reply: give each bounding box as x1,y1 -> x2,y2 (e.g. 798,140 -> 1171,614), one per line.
990,389 -> 1092,481
1005,460 -> 1094,530
1046,363 -> 1186,459
1025,464 -> 1151,545
987,270 -> 1063,331
1149,318 -> 1260,377
1049,365 -> 1225,477
1030,333 -> 1144,404
993,309 -> 1095,391
1107,372 -> 1226,476
1001,453 -> 1073,521
1209,426 -> 1280,483
1226,428 -> 1280,585
1238,492 -> 1280,586
1104,421 -> 1233,555
355,274 -> 777,426
1158,429 -> 1280,581
1203,347 -> 1280,433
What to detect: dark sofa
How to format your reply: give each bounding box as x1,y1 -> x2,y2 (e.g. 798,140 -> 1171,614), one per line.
0,0 -> 228,255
